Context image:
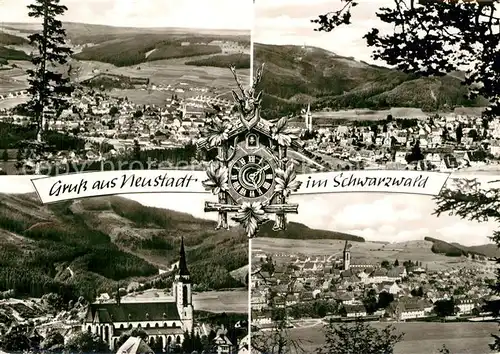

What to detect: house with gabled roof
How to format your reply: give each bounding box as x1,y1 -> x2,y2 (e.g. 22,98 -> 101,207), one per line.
369,268 -> 389,284
343,304 -> 367,318
214,327 -> 234,354
390,299 -> 427,320
387,267 -> 407,282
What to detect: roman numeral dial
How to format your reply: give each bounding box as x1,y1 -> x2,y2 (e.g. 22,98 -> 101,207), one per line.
229,154 -> 275,199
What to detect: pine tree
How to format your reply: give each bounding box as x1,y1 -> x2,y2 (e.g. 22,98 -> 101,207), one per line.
22,0 -> 73,173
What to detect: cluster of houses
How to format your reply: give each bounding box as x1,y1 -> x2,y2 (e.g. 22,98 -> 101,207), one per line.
0,86 -> 237,169
0,90 -> 28,101
3,85 -> 500,175
251,241 -> 498,325
301,109 -> 500,171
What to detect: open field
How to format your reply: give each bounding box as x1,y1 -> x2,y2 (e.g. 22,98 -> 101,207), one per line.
121,289 -> 247,314
311,109 -> 419,121
70,57 -> 250,88
112,61 -> 249,88
0,96 -> 29,109
0,53 -> 249,93
288,321 -> 498,354
0,62 -> 33,93
192,290 -> 248,314
307,107 -> 487,121
252,238 -> 482,272
109,89 -> 173,106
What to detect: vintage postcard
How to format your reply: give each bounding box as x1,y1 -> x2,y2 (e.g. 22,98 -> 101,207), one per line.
1,0 -> 500,353
0,0 -> 251,353
249,1 -> 500,354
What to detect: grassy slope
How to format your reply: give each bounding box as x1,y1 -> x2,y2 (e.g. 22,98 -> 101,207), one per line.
0,33 -> 29,46
0,193 -> 248,300
0,46 -> 30,61
257,221 -> 365,242
254,43 -> 484,117
185,53 -> 250,69
425,236 -> 500,258
72,33 -> 247,67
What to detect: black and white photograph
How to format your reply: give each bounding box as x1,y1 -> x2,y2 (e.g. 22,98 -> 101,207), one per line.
250,171 -> 500,354
0,178 -> 249,353
253,0 -> 500,174
0,0 -> 251,175
3,0 -> 500,353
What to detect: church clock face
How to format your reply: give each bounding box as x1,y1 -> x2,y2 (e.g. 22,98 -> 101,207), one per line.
228,145 -> 277,204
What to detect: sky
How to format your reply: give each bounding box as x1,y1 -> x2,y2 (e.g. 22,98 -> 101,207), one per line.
254,0 -> 393,64
1,171 -> 499,246
0,0 -> 253,30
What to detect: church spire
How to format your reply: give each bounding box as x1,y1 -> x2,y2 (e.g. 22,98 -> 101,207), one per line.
179,236 -> 190,277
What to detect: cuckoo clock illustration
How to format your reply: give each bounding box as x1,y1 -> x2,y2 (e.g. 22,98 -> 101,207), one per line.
197,64 -> 303,238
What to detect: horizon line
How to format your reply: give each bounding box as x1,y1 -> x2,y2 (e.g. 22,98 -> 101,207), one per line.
0,190 -> 494,247
253,40 -> 390,68
1,20 -> 251,34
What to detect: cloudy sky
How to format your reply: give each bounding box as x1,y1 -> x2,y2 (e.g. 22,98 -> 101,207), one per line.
254,0 -> 398,64
1,171 -> 499,246
0,0 -> 252,30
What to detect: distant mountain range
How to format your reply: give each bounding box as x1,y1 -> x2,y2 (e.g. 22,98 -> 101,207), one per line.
254,43 -> 487,118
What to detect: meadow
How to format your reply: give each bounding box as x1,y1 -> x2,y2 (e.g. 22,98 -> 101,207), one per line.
252,237 -> 482,272
121,288 -> 248,314
290,321 -> 498,354
0,96 -> 29,109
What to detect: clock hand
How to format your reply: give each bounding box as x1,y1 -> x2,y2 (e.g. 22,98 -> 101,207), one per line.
248,172 -> 259,189
255,165 -> 267,175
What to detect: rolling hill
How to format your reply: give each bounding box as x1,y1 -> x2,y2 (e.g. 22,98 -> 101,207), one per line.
258,221 -> 365,242
0,22 -> 250,68
0,46 -> 30,61
254,43 -> 486,118
63,23 -> 250,67
0,193 -> 248,301
0,192 -> 363,303
72,33 -> 225,67
425,236 -> 500,258
0,33 -> 29,46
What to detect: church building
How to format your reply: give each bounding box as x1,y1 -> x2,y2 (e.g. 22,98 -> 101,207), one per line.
82,237 -> 194,351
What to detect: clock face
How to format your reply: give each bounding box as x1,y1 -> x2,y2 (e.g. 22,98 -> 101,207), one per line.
229,154 -> 276,201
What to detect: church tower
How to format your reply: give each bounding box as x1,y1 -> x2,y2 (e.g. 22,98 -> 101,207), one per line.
173,237 -> 194,332
180,103 -> 187,120
303,103 -> 312,132
343,241 -> 351,271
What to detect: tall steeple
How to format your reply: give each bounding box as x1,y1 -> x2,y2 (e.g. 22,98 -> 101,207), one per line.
343,240 -> 351,271
306,103 -> 312,132
179,236 -> 190,277
173,236 -> 194,333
